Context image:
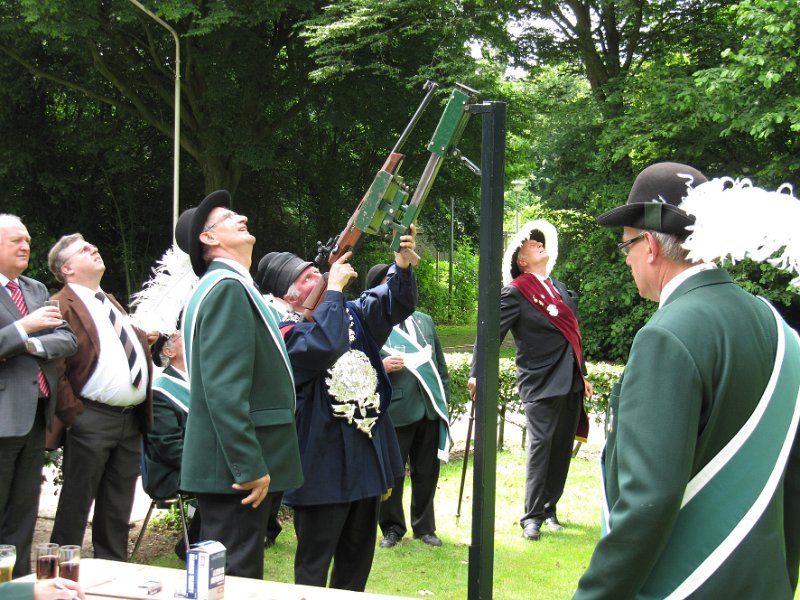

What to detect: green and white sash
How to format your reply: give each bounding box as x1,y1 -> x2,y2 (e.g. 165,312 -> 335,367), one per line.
153,370 -> 190,413
386,317 -> 451,461
603,299 -> 800,599
182,268 -> 294,398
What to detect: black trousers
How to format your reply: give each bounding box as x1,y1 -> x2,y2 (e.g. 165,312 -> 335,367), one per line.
195,491 -> 270,579
379,418 -> 440,538
0,401 -> 45,577
520,382 -> 582,527
264,490 -> 283,543
51,403 -> 141,560
293,497 -> 380,592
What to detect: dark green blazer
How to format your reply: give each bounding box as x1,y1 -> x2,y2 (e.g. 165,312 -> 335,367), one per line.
575,268 -> 800,599
383,311 -> 450,427
180,261 -> 303,495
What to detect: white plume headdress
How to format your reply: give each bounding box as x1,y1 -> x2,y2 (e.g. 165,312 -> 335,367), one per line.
680,178 -> 800,288
503,219 -> 559,286
130,245 -> 198,334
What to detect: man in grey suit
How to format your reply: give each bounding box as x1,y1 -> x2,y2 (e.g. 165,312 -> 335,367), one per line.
0,214 -> 77,577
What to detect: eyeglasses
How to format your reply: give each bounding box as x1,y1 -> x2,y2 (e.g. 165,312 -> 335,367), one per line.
61,242 -> 97,264
617,233 -> 645,255
203,210 -> 237,232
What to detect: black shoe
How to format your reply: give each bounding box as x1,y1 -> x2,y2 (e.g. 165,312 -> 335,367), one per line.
264,537 -> 276,549
522,523 -> 541,541
418,533 -> 442,547
544,516 -> 564,532
379,530 -> 401,548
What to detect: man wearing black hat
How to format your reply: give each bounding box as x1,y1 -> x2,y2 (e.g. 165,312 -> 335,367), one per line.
254,232 -> 418,592
469,220 -> 592,543
174,190 -> 302,579
367,263 -> 451,550
574,162 -> 800,599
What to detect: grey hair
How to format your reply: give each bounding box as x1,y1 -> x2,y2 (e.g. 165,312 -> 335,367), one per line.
650,231 -> 692,263
48,233 -> 85,283
0,214 -> 24,240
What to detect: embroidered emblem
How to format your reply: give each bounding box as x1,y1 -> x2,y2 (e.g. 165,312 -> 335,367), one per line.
326,349 -> 381,437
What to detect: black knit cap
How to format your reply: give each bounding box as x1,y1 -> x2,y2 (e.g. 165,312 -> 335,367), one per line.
255,251 -> 313,298
597,162 -> 707,237
366,263 -> 391,290
174,190 -> 231,276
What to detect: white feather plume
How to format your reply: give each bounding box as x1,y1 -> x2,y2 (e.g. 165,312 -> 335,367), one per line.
680,177 -> 800,287
502,219 -> 559,285
130,246 -> 198,334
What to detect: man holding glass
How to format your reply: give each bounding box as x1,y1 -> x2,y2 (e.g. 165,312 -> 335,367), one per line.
0,214 -> 76,577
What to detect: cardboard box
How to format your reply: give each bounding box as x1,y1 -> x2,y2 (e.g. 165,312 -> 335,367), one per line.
186,541 -> 225,599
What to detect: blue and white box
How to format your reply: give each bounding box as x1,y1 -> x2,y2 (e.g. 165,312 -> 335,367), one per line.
186,540 -> 225,599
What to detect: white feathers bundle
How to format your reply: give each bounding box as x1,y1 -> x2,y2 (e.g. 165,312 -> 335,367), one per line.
680,177 -> 800,288
130,246 -> 198,334
502,219 -> 559,285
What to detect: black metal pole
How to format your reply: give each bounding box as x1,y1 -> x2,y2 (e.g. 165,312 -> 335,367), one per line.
467,100 -> 506,600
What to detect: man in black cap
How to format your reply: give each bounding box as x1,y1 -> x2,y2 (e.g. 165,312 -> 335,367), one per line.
367,263 -> 451,550
469,219 -> 592,542
254,231 -> 418,592
574,162 -> 800,599
174,190 -> 302,579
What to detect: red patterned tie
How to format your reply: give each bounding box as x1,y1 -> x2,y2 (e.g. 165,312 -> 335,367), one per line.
7,280 -> 51,398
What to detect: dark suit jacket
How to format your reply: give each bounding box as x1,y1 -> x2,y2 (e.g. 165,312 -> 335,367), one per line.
0,275 -> 76,437
472,277 -> 585,402
52,284 -> 153,431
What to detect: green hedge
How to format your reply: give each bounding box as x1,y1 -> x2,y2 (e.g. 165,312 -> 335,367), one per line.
444,352 -> 623,428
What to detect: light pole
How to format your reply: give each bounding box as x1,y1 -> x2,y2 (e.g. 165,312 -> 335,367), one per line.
127,0 -> 181,238
511,179 -> 525,233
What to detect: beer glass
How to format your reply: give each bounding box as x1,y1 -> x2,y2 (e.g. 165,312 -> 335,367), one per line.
35,543 -> 59,580
0,545 -> 15,583
58,545 -> 80,582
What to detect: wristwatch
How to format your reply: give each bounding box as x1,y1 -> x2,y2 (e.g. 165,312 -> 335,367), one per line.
25,340 -> 36,354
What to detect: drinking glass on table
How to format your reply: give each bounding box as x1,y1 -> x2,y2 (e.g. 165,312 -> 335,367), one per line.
58,545 -> 80,582
0,545 -> 15,583
35,543 -> 59,580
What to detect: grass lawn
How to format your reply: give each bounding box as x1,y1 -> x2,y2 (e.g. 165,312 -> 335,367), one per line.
146,447 -> 604,598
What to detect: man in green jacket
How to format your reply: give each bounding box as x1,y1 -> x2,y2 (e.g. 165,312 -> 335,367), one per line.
174,190 -> 302,579
574,162 -> 800,599
367,264 -> 451,549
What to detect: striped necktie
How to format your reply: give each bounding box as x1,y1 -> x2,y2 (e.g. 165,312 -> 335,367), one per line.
95,292 -> 143,387
7,280 -> 50,398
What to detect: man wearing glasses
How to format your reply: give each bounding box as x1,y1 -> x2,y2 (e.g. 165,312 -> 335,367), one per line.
575,162 -> 800,598
47,233 -> 154,561
174,190 -> 302,579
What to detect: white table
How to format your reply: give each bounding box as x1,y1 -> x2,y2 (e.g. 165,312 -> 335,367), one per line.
18,558 -> 412,600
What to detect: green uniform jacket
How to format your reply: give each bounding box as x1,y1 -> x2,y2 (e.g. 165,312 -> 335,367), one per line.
0,581 -> 33,599
180,261 -> 303,494
143,365 -> 189,500
384,312 -> 450,427
575,268 -> 800,599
